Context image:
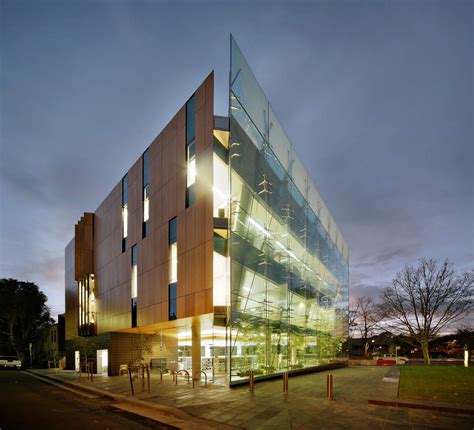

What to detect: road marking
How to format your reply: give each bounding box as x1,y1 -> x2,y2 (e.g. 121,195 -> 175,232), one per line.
22,371 -> 100,399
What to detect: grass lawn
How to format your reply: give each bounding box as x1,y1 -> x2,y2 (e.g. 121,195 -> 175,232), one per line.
399,366 -> 474,405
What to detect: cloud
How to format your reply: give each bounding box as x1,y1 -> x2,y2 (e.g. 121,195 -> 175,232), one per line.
1,0 -> 472,327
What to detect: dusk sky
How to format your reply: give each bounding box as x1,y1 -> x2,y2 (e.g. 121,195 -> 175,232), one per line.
1,0 -> 472,320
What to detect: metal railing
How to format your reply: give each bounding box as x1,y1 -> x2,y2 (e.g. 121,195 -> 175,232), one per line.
192,371 -> 208,388
163,368 -> 176,381
175,369 -> 190,385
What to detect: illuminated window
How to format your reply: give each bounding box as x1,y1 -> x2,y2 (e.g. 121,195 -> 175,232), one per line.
169,243 -> 178,284
187,146 -> 196,187
77,274 -> 95,336
169,217 -> 178,284
186,94 -> 196,207
168,218 -> 178,320
131,245 -> 137,327
122,175 -> 128,252
142,150 -> 150,238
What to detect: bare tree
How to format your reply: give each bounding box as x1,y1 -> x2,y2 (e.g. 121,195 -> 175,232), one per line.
381,259 -> 473,364
352,297 -> 383,357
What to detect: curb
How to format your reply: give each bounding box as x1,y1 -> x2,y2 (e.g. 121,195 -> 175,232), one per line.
368,399 -> 474,415
24,370 -> 239,429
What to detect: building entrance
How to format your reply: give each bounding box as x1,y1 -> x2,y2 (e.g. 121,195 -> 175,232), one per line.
96,349 -> 108,375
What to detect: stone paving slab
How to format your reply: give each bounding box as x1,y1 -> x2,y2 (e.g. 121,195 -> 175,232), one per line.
29,367 -> 474,429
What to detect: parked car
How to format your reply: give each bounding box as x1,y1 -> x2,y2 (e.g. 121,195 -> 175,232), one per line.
373,354 -> 409,364
0,355 -> 22,369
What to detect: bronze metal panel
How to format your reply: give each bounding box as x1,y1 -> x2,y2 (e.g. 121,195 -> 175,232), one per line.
196,80 -> 206,111
154,266 -> 163,304
153,227 -> 162,268
204,288 -> 213,314
185,249 -> 195,296
184,208 -> 196,252
194,244 -> 205,292
168,135 -> 177,180
177,105 -> 186,133
162,140 -> 170,185
194,290 -> 205,316
177,296 -> 185,319
161,301 -> 168,323
68,72 -> 216,334
185,294 -> 195,318
74,212 -> 94,281
154,303 -> 162,324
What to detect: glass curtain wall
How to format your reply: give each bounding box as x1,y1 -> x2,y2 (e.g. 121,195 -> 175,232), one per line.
228,36 -> 349,383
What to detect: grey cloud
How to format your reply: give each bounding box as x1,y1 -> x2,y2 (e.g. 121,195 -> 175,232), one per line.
1,0 -> 472,322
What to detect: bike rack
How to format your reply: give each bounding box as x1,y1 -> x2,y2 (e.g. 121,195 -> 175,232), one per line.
175,369 -> 190,385
154,368 -> 164,383
163,368 -> 176,381
192,371 -> 208,388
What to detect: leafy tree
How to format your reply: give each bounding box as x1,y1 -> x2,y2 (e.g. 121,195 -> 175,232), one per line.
69,336 -> 98,368
381,259 -> 473,364
0,278 -> 53,362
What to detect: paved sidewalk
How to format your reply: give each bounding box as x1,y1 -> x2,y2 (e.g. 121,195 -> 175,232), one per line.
28,367 -> 474,429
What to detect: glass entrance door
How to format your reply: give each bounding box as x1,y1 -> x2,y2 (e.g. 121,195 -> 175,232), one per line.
96,349 -> 108,375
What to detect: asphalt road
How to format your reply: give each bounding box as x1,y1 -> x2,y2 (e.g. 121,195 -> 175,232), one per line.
0,370 -> 176,430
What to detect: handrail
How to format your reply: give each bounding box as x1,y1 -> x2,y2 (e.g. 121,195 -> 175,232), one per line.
175,369 -> 190,385
192,371 -> 208,388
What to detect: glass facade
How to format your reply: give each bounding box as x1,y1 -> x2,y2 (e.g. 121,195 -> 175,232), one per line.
227,36 -> 349,383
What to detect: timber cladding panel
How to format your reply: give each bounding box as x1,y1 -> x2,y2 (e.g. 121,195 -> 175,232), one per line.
108,332 -> 178,375
74,212 -> 94,281
83,71 -> 215,334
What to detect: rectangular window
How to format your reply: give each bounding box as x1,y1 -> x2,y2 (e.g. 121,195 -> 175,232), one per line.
169,243 -> 177,284
169,283 -> 177,320
169,216 -> 177,244
77,274 -> 96,336
131,244 -> 137,327
168,217 -> 177,320
131,297 -> 137,328
142,150 -> 150,238
122,175 -> 128,252
186,95 -> 196,143
186,94 -> 196,207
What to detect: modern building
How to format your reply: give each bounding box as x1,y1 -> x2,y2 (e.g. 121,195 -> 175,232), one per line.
64,37 -> 349,384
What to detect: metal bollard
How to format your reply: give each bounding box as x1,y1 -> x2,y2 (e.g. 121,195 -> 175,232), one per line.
249,370 -> 254,393
283,372 -> 288,395
327,374 -> 333,400
128,366 -> 135,396
90,362 -> 93,382
146,366 -> 150,393
141,365 -> 145,390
